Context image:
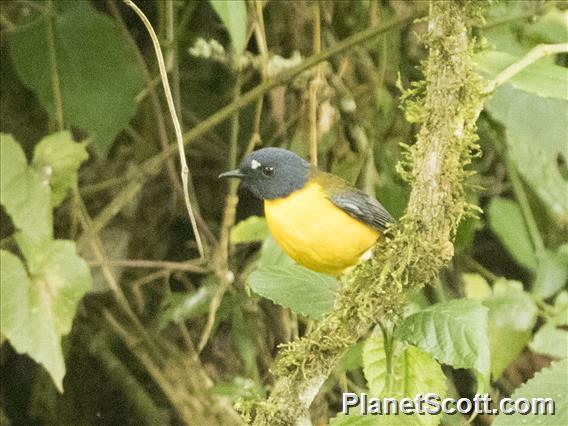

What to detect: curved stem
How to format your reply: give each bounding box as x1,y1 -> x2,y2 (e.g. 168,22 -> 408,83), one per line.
123,0 -> 205,260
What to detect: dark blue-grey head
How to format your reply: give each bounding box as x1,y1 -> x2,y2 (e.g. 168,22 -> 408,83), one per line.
219,148 -> 310,200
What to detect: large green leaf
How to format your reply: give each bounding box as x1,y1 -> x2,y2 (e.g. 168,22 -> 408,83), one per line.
476,51 -> 568,100
0,133 -> 52,243
248,263 -> 338,319
32,131 -> 88,206
487,198 -> 537,271
483,280 -> 538,378
493,359 -> 567,426
0,237 -> 91,391
395,299 -> 490,388
336,335 -> 446,426
8,1 -> 144,158
364,336 -> 446,399
209,0 -> 248,55
486,85 -> 568,220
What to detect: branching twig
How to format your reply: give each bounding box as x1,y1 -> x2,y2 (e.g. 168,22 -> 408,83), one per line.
123,0 -> 205,260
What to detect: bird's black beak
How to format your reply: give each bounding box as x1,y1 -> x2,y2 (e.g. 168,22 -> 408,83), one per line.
218,169 -> 246,179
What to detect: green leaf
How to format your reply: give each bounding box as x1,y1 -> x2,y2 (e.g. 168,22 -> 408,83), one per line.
493,359 -> 567,426
1,238 -> 91,391
552,291 -> 568,326
397,345 -> 446,396
248,264 -> 338,319
394,347 -> 446,426
477,51 -> 568,100
487,198 -> 537,271
395,299 -> 490,389
463,273 -> 492,301
0,133 -> 52,244
524,8 -> 568,45
209,0 -> 248,55
529,323 -> 568,359
488,279 -> 538,330
230,216 -> 269,244
361,335 -> 446,426
8,1 -> 144,158
484,279 -> 538,378
486,85 -> 568,219
32,131 -> 88,207
363,335 -> 389,397
257,236 -> 295,269
533,247 -> 568,299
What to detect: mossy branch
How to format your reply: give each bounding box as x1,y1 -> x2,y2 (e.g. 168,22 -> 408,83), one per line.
248,2 -> 487,425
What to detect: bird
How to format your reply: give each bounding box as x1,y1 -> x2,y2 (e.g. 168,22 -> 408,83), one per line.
219,148 -> 394,276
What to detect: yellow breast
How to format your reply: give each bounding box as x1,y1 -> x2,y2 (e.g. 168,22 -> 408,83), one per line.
264,182 -> 380,275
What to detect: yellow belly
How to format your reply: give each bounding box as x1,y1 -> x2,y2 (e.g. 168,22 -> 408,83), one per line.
264,182 -> 380,275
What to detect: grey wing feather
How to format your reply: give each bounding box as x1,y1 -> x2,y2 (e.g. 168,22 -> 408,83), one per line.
330,192 -> 394,232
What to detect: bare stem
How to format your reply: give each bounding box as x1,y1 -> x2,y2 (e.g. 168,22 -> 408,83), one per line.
309,1 -> 322,166
484,43 -> 568,94
123,0 -> 205,260
88,258 -> 208,273
198,73 -> 242,352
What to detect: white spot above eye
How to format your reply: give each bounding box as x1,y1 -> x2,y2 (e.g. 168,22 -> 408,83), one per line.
251,159 -> 261,169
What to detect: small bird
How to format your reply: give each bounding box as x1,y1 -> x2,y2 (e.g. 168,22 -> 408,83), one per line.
219,148 -> 393,276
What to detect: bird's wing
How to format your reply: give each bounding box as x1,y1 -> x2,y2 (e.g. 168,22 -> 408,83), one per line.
313,169 -> 394,232
329,191 -> 393,232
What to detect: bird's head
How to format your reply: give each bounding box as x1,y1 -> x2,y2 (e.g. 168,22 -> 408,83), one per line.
219,148 -> 310,200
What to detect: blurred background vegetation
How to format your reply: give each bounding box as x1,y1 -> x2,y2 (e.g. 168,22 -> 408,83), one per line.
0,0 -> 566,425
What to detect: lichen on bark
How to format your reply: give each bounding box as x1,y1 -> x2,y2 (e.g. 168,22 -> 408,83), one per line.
248,2 -> 488,425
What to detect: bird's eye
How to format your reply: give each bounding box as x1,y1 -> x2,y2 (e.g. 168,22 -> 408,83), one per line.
262,166 -> 275,176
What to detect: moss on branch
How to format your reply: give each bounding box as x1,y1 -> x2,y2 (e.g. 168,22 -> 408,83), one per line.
249,2 -> 488,425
